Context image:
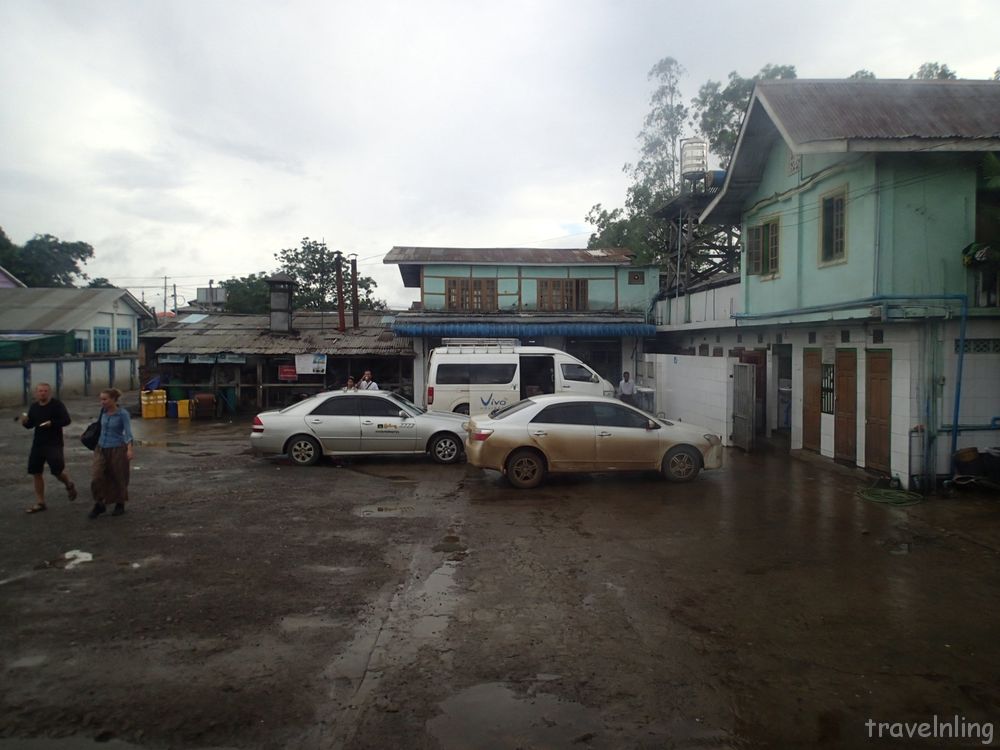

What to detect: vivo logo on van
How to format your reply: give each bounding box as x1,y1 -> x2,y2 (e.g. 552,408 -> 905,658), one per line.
480,394 -> 509,409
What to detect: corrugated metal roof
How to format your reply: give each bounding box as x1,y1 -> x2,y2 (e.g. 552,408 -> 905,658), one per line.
757,79 -> 1000,150
384,246 -> 635,265
384,246 -> 639,287
703,79 -> 1000,225
148,311 -> 415,357
391,311 -> 654,338
0,288 -> 153,332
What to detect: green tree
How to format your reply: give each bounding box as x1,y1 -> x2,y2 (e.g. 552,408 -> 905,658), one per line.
220,272 -> 271,313
849,69 -> 877,80
0,229 -> 94,287
276,237 -> 386,311
912,62 -> 957,79
86,277 -> 117,288
587,57 -> 689,263
692,64 -> 797,167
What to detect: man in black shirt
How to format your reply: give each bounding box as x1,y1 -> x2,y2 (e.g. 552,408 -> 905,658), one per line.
20,382 -> 77,513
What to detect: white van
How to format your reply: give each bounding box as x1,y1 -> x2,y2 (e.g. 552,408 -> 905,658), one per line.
425,339 -> 615,415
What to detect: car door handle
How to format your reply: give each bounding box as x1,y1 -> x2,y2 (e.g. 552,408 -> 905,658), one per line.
561,385 -> 572,389
309,419 -> 323,424
531,430 -> 547,436
598,431 -> 613,437
362,420 -> 374,425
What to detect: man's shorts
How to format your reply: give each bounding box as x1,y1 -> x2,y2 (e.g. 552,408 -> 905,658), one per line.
27,444 -> 65,476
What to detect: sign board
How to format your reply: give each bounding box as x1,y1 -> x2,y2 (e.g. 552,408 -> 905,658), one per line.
822,332 -> 837,364
278,365 -> 298,381
188,354 -> 217,364
217,353 -> 246,364
295,353 -> 327,374
157,354 -> 186,364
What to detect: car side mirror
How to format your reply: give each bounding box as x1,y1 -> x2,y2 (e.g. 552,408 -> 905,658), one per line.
591,374 -> 599,383
399,410 -> 409,419
647,420 -> 660,431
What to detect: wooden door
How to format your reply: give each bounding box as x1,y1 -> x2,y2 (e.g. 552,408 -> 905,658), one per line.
865,350 -> 892,474
802,350 -> 821,452
834,349 -> 857,464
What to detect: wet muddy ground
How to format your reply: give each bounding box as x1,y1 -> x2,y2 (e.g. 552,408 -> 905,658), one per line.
2,392 -> 999,749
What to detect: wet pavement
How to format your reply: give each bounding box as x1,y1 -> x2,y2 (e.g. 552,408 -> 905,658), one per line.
2,392 -> 999,749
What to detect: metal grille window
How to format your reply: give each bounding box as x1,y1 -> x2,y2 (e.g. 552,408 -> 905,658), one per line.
954,338 -> 1000,354
821,364 -> 835,414
445,278 -> 497,311
747,218 -> 779,275
821,190 -> 846,262
537,279 -> 588,311
116,328 -> 133,351
93,327 -> 111,353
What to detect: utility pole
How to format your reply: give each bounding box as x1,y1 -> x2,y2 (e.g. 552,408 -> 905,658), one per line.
163,276 -> 168,318
172,284 -> 178,314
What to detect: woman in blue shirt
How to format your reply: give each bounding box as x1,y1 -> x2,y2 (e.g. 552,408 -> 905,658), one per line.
89,388 -> 135,519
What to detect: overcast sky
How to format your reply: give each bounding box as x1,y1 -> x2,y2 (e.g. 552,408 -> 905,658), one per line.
1,0 -> 997,311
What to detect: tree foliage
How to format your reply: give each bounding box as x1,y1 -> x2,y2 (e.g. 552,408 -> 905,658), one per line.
0,228 -> 94,287
86,277 -> 117,288
912,62 -> 957,80
221,273 -> 271,313
276,237 -> 386,311
220,238 -> 387,313
691,64 -> 797,168
849,69 -> 876,80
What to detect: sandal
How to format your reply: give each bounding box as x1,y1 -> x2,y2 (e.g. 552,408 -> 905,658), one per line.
66,483 -> 78,501
25,504 -> 47,514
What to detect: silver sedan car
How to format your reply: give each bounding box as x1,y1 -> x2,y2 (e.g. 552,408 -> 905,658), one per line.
465,394 -> 723,488
251,390 -> 468,466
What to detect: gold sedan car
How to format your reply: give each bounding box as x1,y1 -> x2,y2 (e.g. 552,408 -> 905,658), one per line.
465,394 -> 723,489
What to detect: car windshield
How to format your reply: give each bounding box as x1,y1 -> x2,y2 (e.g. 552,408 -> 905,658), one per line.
385,391 -> 424,414
488,399 -> 535,419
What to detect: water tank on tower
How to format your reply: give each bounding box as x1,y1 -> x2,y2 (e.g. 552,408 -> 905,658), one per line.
680,138 -> 708,182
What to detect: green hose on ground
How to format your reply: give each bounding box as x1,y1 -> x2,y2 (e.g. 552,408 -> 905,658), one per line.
856,488 -> 923,506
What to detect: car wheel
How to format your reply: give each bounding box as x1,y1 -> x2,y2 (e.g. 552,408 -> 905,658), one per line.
453,403 -> 470,415
662,445 -> 701,482
429,433 -> 462,464
506,449 -> 545,489
287,435 -> 321,466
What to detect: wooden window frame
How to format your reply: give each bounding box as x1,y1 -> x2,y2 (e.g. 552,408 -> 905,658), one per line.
537,278 -> 589,311
445,278 -> 497,311
820,187 -> 847,264
747,218 -> 779,276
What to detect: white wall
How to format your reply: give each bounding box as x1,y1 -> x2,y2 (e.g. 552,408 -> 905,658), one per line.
654,284 -> 741,328
645,353 -> 732,445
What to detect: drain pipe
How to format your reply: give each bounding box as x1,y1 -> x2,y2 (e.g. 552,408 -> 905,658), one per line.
734,293 -> 969,477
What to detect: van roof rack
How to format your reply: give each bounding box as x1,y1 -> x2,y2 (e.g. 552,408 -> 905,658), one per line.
438,337 -> 520,353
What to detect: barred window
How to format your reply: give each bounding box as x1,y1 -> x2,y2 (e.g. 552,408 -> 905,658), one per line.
445,278 -> 497,311
821,189 -> 846,263
747,219 -> 779,275
537,279 -> 588,311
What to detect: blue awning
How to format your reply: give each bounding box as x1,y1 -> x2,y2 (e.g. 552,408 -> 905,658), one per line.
392,321 -> 655,337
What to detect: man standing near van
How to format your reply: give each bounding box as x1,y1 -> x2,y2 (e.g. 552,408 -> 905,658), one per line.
618,371 -> 636,406
358,370 -> 379,391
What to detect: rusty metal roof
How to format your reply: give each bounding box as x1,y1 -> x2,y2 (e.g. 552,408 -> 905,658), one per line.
146,311 -> 415,357
703,79 -> 1000,224
384,246 -> 636,287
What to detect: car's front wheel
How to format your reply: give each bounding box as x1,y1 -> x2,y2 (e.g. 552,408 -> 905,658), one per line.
662,445 -> 701,482
429,433 -> 462,464
287,435 -> 322,466
505,449 -> 545,489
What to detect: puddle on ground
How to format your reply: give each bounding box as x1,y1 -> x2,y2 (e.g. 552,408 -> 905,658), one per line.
426,682 -> 602,749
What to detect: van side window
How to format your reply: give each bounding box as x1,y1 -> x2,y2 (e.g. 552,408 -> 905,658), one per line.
561,363 -> 595,382
531,403 -> 594,425
436,363 -> 517,384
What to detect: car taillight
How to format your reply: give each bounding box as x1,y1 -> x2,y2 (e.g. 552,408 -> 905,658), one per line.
252,416 -> 264,433
427,386 -> 434,405
470,428 -> 493,441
